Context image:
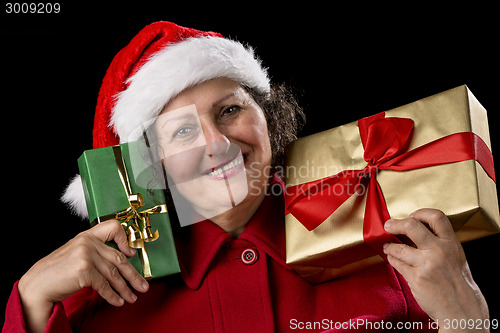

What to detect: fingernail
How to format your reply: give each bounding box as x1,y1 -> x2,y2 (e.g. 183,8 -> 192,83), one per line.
384,220 -> 392,230
142,281 -> 149,291
382,243 -> 389,249
129,248 -> 136,256
131,293 -> 137,302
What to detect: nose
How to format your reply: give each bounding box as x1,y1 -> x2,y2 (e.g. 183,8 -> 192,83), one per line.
201,121 -> 230,156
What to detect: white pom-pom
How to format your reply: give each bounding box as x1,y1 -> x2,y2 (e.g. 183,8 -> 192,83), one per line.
61,174 -> 88,219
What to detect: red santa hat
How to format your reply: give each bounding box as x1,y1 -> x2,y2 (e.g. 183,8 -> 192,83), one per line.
62,21 -> 271,218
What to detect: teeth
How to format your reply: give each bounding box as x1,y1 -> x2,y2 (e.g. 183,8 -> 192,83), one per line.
208,155 -> 244,176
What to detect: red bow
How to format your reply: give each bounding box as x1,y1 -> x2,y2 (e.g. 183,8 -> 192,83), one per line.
285,112 -> 496,257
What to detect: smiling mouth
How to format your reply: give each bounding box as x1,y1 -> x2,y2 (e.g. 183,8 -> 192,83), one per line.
207,154 -> 243,175
202,152 -> 249,181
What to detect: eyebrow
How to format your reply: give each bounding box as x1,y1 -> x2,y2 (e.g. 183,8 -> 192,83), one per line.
211,93 -> 236,107
160,92 -> 238,129
161,113 -> 197,129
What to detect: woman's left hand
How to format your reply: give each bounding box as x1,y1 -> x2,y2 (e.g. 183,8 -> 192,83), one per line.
383,208 -> 489,332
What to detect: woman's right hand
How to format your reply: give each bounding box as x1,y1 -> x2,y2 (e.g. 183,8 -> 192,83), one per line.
18,220 -> 149,333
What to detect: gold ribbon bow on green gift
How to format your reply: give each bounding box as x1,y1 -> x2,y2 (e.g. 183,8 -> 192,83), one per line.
91,146 -> 167,279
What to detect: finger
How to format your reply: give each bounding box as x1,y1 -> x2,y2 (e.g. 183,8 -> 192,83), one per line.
386,254 -> 412,279
91,251 -> 138,304
84,267 -> 125,307
88,220 -> 136,257
384,218 -> 435,250
410,208 -> 455,239
95,242 -> 149,295
383,242 -> 421,266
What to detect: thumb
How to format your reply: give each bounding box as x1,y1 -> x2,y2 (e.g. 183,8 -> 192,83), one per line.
88,220 -> 136,257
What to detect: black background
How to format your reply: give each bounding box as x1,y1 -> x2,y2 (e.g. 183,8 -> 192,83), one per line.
1,2 -> 499,326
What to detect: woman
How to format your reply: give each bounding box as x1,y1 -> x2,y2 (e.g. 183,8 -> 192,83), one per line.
4,21 -> 490,333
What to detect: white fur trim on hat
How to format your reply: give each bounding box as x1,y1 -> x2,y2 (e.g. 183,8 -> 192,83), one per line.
111,36 -> 271,143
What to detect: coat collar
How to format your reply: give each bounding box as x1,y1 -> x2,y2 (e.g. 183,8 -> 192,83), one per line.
174,185 -> 292,290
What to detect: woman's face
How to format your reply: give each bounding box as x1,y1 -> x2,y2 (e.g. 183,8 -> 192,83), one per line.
154,78 -> 272,224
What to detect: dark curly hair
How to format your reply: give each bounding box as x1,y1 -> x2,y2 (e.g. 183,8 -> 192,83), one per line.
246,82 -> 306,173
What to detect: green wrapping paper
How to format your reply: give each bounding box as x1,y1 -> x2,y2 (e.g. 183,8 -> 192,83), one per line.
78,141 -> 180,279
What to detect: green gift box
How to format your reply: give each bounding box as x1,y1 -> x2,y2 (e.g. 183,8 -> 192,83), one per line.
78,141 -> 180,279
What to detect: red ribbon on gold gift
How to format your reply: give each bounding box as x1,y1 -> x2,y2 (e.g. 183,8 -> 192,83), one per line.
285,112 -> 496,257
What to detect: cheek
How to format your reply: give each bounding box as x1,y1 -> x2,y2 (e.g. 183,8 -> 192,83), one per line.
234,113 -> 271,156
252,119 -> 272,163
162,147 -> 204,184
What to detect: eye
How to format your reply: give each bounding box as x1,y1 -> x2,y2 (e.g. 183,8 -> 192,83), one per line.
172,125 -> 197,139
220,105 -> 241,118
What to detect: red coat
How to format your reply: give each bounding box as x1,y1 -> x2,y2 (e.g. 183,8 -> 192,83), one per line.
3,192 -> 435,332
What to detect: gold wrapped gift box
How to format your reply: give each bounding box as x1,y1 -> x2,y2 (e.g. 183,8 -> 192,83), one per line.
284,85 -> 500,284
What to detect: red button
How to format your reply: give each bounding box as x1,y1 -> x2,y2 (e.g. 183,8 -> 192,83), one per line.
241,248 -> 258,265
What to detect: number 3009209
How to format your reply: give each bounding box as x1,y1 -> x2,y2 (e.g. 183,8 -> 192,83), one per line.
6,3 -> 60,14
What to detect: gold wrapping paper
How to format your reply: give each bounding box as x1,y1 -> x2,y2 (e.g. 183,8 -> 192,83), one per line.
285,85 -> 500,284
